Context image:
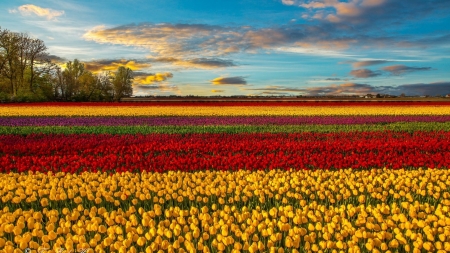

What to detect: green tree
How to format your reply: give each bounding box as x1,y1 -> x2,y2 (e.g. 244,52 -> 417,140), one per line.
62,59 -> 85,100
112,66 -> 133,101
0,28 -> 21,96
0,27 -> 51,99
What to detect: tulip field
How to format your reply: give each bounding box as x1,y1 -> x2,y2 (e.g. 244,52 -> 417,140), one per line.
1,102 -> 450,253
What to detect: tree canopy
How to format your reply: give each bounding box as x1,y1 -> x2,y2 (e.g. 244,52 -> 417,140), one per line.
0,26 -> 133,102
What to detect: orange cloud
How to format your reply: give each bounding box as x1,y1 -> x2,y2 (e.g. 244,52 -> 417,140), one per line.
294,0 -> 390,23
12,4 -> 64,20
153,57 -> 236,69
211,76 -> 247,85
381,65 -> 431,75
211,90 -> 225,93
349,69 -> 381,78
84,59 -> 151,73
134,72 -> 174,84
351,60 -> 391,68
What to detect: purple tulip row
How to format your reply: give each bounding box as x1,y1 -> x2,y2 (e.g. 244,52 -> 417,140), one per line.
2,115 -> 450,126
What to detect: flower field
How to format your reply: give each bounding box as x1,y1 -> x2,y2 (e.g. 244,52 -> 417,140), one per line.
1,102 -> 450,253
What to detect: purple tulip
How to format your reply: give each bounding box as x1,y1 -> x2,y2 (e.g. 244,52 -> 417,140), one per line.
1,115 -> 450,126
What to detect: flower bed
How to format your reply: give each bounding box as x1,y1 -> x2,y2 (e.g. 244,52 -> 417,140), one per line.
0,102 -> 449,252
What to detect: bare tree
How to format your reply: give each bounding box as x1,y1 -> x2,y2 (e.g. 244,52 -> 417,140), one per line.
27,38 -> 48,92
96,71 -> 114,101
0,27 -> 8,76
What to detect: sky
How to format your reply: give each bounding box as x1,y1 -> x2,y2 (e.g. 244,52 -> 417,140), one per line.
2,0 -> 450,97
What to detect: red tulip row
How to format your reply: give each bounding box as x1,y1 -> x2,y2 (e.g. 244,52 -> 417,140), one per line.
1,131 -> 449,173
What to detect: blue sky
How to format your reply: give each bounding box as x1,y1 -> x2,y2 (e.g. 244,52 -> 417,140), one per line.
2,0 -> 450,96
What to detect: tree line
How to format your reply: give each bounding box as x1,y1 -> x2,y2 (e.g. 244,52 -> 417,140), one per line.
0,27 -> 133,102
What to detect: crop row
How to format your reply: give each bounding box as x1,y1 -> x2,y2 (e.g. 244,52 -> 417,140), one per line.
1,122 -> 450,135
4,101 -> 450,107
1,131 -> 449,173
1,169 -> 449,253
2,106 -> 450,116
2,115 -> 450,127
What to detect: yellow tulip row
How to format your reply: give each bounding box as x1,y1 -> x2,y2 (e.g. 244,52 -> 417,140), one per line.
1,169 -> 450,252
1,106 -> 450,116
1,169 -> 449,211
1,201 -> 450,253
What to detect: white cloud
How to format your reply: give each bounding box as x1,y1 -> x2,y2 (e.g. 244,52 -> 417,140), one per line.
13,4 -> 64,20
275,46 -> 360,58
282,0 -> 296,6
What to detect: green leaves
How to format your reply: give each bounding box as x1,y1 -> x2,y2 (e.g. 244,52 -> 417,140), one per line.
1,122 -> 449,135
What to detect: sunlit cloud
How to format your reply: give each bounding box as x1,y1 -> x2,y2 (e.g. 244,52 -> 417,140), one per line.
10,4 -> 64,20
349,69 -> 382,78
211,76 -> 247,85
381,65 -> 432,76
283,0 -> 450,27
275,46 -> 359,58
36,54 -> 66,64
211,90 -> 225,93
84,59 -> 151,73
83,17 -> 450,67
134,72 -> 174,85
153,57 -> 236,69
351,60 -> 392,68
282,0 -> 296,6
83,23 -> 361,61
83,24 -> 232,59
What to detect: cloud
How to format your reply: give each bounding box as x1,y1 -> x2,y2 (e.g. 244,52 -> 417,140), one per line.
12,4 -> 64,20
246,85 -> 308,93
133,83 -> 180,95
83,4 -> 450,63
186,58 -> 236,68
286,0 -> 450,27
134,72 -> 174,85
153,57 -> 236,69
259,92 -> 292,95
84,23 -> 233,59
247,81 -> 450,96
84,59 -> 151,73
132,81 -> 449,96
36,54 -> 66,64
351,60 -> 391,68
325,78 -> 342,81
393,82 -> 450,96
211,76 -> 247,85
282,0 -> 296,5
83,23 -> 358,60
381,65 -> 432,75
246,83 -> 376,96
349,69 -> 381,78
